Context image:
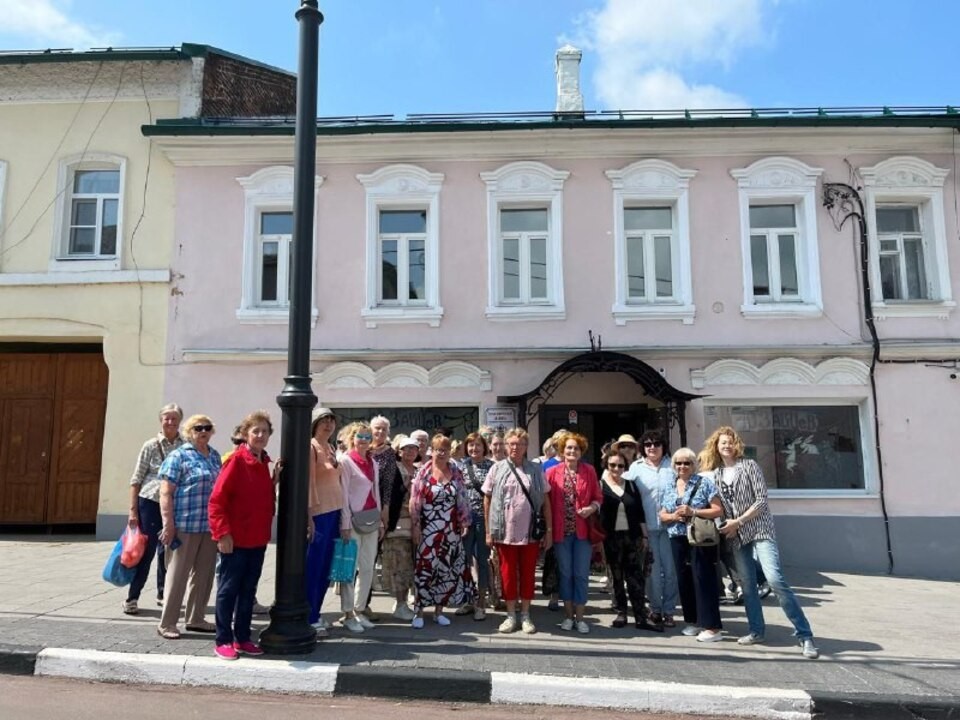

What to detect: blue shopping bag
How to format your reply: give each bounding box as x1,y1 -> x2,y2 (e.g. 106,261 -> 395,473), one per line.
328,538 -> 358,583
102,537 -> 137,587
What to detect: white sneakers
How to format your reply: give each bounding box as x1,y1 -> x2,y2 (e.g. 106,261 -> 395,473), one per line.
473,607 -> 486,621
411,616 -> 425,629
434,614 -> 451,626
681,625 -> 703,636
341,616 -> 365,634
576,620 -> 589,635
392,601 -> 416,621
738,632 -> 765,645
696,629 -> 724,643
560,618 -> 574,631
498,615 -> 518,633
800,638 -> 820,659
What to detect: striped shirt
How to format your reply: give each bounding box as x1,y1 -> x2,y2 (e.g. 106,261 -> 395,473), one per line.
130,433 -> 184,502
714,459 -> 777,545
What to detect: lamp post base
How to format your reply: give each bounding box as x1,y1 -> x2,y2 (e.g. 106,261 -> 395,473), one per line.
259,599 -> 317,655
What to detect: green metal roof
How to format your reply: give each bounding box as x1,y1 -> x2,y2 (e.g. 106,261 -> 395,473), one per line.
0,43 -> 294,77
142,106 -> 960,137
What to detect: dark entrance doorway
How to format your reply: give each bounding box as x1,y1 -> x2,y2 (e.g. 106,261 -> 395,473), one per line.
540,404 -> 658,468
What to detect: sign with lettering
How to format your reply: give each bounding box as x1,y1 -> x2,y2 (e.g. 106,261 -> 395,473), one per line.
484,407 -> 516,431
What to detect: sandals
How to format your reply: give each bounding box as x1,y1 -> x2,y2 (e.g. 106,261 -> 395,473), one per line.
662,615 -> 676,628
185,621 -> 217,634
612,613 -> 627,629
157,626 -> 181,640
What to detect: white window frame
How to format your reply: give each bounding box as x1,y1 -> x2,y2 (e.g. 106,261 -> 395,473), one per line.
730,157 -> 824,319
702,397 -> 877,499
606,159 -> 696,324
860,156 -> 954,320
236,166 -> 322,325
481,161 -> 568,321
357,165 -> 444,328
255,210 -> 294,308
50,152 -> 126,272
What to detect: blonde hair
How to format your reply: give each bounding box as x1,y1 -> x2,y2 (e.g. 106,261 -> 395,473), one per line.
698,426 -> 744,472
671,446 -> 698,467
182,414 -> 215,443
343,421 -> 372,449
503,427 -> 529,444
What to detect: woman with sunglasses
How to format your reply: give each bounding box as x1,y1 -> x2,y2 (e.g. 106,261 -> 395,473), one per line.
338,422 -> 383,634
699,426 -> 819,659
157,414 -> 221,640
624,429 -> 679,629
659,448 -> 724,643
601,450 -> 661,631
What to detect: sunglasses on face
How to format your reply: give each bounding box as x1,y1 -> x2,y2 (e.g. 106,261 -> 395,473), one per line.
608,463 -> 625,469
193,424 -> 213,433
674,460 -> 693,467
644,441 -> 663,448
355,433 -> 373,441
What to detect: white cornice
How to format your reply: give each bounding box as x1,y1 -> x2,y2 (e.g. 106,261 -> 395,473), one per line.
147,127 -> 956,167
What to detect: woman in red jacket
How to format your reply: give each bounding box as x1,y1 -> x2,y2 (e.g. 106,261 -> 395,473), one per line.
546,431 -> 603,635
208,410 -> 276,660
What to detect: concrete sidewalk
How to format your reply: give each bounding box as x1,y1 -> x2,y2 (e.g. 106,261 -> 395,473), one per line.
1,537 -> 958,718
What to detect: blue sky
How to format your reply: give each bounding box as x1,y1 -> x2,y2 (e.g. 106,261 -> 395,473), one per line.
2,0 -> 958,117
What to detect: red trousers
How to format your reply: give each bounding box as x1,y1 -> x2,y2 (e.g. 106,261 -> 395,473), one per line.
496,542 -> 540,602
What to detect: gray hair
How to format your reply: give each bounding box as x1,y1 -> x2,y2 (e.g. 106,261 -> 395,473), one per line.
370,415 -> 391,430
159,403 -> 183,420
671,447 -> 698,466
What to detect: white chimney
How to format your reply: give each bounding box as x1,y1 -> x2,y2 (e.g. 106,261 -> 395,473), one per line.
555,44 -> 584,114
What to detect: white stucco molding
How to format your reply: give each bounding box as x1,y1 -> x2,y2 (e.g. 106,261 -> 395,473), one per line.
0,269 -> 170,286
690,357 -> 870,389
315,360 -> 492,391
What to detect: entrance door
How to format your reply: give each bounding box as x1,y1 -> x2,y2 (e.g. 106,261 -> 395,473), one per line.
0,398 -> 54,522
540,405 -> 654,468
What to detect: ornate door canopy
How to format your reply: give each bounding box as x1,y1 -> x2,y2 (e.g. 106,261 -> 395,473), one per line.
498,351 -> 700,444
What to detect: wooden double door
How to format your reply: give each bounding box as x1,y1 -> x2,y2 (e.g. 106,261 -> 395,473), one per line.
0,351 -> 108,525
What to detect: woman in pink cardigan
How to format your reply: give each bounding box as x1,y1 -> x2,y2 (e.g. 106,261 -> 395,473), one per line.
546,431 -> 603,635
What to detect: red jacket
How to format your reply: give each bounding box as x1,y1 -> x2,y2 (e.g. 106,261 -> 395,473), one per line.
546,462 -> 603,543
208,444 -> 275,548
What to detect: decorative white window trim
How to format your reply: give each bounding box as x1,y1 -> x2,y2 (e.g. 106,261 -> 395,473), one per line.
605,159 -> 697,325
730,157 -> 824,319
357,164 -> 444,328
49,152 -> 126,272
481,161 -> 568,321
690,357 -> 870,389
0,269 -> 169,286
860,156 -> 954,320
236,166 -> 322,325
314,360 -> 492,391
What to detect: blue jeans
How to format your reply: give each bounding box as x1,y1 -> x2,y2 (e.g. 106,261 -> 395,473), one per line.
646,530 -> 678,615
462,516 -> 490,591
126,497 -> 165,602
305,510 -> 340,624
736,538 -> 812,640
214,546 -> 266,646
554,534 -> 593,606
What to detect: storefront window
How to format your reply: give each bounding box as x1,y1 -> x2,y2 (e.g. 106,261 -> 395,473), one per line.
704,405 -> 865,490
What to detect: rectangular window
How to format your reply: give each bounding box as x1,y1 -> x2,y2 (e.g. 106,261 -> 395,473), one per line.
66,168 -> 120,258
704,404 -> 866,490
624,206 -> 674,302
748,204 -> 800,302
876,205 -> 928,301
499,208 -> 549,303
378,209 -> 427,305
257,211 -> 293,306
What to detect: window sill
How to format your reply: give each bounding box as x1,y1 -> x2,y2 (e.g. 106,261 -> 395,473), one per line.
360,306 -> 444,328
485,305 -> 566,321
0,269 -> 169,286
740,302 -> 822,319
871,300 -> 956,320
236,307 -> 319,327
49,257 -> 121,273
612,303 -> 695,325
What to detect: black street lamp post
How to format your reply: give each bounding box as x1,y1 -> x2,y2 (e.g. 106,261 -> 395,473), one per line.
259,0 -> 323,655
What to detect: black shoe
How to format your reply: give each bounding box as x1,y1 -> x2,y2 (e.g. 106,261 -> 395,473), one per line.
612,613 -> 627,628
636,619 -> 664,633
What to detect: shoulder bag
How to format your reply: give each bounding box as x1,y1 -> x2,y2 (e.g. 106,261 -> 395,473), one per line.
683,476 -> 719,547
510,463 -> 547,541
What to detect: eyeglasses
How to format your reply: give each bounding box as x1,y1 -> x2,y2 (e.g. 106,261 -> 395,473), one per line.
608,463 -> 625,469
674,460 -> 693,467
644,441 -> 663,448
355,433 -> 373,441
193,424 -> 213,432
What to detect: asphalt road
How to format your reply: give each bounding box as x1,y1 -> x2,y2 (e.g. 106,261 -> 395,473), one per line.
0,675 -> 713,720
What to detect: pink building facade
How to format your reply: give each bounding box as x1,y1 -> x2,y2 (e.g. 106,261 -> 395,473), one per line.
144,109 -> 960,579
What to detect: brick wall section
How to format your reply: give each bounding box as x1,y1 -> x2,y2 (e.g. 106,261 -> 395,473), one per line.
201,54 -> 296,117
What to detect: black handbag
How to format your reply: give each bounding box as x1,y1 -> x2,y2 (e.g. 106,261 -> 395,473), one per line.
510,463 -> 547,541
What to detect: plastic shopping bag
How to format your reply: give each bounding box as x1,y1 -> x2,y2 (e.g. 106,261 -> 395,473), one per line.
102,537 -> 137,587
120,525 -> 148,568
328,538 -> 358,583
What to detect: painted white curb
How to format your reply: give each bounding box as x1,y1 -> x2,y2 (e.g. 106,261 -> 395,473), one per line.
35,648 -> 337,694
491,672 -> 813,720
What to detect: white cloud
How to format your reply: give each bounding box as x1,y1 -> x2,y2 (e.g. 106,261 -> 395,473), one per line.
573,0 -> 774,110
2,0 -> 119,49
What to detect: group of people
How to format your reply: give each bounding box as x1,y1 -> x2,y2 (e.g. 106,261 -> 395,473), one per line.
123,404 -> 819,661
